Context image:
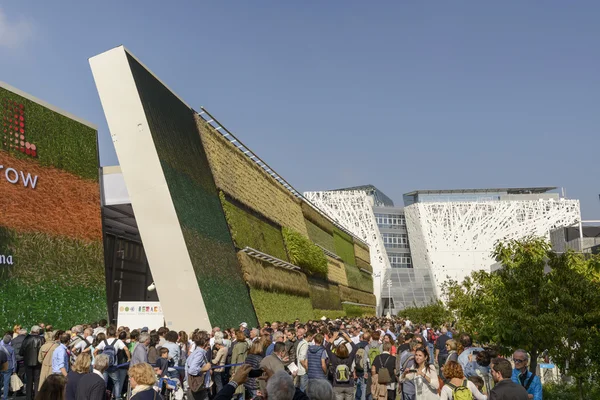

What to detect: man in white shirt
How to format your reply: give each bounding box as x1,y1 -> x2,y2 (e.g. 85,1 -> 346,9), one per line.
93,326 -> 130,400
295,327 -> 309,393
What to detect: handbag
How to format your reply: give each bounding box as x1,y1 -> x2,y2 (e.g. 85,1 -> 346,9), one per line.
11,374 -> 24,391
188,373 -> 206,393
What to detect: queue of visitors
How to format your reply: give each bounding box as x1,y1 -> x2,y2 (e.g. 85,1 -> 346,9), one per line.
0,317 -> 543,400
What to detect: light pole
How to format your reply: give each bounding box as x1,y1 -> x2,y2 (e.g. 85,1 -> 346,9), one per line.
386,279 -> 392,318
372,272 -> 382,316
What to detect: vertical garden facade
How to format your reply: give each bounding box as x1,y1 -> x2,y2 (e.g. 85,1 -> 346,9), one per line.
91,46 -> 376,329
0,82 -> 105,331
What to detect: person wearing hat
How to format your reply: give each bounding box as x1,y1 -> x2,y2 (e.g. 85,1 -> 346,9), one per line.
239,323 -> 250,339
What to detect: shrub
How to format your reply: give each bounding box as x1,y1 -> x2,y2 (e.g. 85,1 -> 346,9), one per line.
249,288 -> 314,325
282,227 -> 328,278
345,264 -> 373,293
543,382 -> 600,400
221,193 -> 289,261
333,228 -> 356,266
308,279 -> 342,310
343,304 -> 375,318
237,251 -> 309,296
397,301 -> 452,327
305,219 -> 335,253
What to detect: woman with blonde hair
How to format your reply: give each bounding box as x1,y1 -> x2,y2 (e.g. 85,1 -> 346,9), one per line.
129,363 -> 163,400
38,330 -> 64,390
13,325 -> 21,339
244,341 -> 264,398
446,339 -> 459,363
65,353 -> 91,400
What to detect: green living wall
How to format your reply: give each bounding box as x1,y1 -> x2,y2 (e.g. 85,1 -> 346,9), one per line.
221,193 -> 289,261
283,228 -> 328,278
249,288 -> 314,325
0,86 -> 105,332
334,228 -> 356,266
305,219 -> 335,253
307,278 -> 342,310
127,55 -> 258,328
345,263 -> 374,293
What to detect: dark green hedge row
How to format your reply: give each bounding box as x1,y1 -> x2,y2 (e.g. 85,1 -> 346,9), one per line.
308,279 -> 342,310
333,228 -> 356,266
249,288 -> 314,325
128,55 -> 258,328
221,193 -> 289,261
345,263 -> 374,293
0,278 -> 106,332
283,228 -> 328,278
343,303 -> 376,318
305,219 -> 335,253
0,87 -> 99,181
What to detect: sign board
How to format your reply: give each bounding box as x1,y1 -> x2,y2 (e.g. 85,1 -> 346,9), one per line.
117,301 -> 164,330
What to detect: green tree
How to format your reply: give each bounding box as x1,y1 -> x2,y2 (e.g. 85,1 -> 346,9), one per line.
545,251 -> 600,400
398,300 -> 452,327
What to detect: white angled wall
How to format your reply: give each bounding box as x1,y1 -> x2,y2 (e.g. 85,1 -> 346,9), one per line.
304,190 -> 389,312
405,199 -> 581,296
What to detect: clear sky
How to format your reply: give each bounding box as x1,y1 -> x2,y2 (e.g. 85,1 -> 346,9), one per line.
1,1 -> 598,217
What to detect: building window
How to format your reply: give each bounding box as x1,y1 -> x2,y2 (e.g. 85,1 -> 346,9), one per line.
381,233 -> 409,249
389,253 -> 412,268
374,213 -> 406,229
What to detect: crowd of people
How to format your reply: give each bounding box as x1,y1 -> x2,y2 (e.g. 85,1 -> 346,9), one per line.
0,317 -> 543,400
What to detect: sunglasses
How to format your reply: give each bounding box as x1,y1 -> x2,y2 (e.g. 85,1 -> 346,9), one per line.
513,359 -> 526,363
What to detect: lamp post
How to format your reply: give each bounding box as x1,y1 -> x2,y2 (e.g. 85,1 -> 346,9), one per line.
372,272 -> 382,316
386,279 -> 392,318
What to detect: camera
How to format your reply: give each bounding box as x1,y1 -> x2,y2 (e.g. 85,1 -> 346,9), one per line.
249,369 -> 264,378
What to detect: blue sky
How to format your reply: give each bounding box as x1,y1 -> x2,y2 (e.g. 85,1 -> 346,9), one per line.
1,1 -> 598,217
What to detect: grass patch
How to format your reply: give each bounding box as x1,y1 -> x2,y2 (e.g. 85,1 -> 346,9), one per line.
339,285 -> 376,306
308,279 -> 342,310
305,219 -> 335,253
237,251 -> 309,297
0,278 -> 106,332
333,228 -> 356,266
283,227 -> 328,278
249,288 -> 314,325
314,309 -> 346,320
221,193 -> 289,260
345,263 -> 374,293
343,303 -> 376,318
0,87 -> 98,181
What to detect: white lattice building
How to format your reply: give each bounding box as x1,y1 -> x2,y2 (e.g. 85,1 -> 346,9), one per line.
304,190 -> 389,311
403,187 -> 581,297
305,186 -> 438,315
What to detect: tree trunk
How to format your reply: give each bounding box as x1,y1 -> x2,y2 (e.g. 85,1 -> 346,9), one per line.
529,346 -> 538,375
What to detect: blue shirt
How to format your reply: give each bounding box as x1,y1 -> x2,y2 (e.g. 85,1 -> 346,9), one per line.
185,348 -> 210,387
511,368 -> 543,400
52,344 -> 69,374
265,343 -> 275,356
0,343 -> 16,370
457,347 -> 483,370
